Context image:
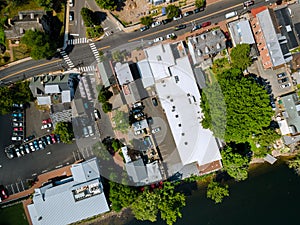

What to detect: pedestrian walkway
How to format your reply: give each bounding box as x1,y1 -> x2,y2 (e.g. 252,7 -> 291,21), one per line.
89,43 -> 101,63
60,50 -> 75,68
67,37 -> 89,45
77,65 -> 96,72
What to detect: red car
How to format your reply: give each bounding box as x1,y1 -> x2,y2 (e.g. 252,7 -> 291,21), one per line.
201,21 -> 211,27
13,127 -> 23,131
0,186 -> 8,202
50,134 -> 56,144
42,118 -> 52,124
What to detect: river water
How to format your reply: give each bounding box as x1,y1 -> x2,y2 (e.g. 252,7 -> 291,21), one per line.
125,161 -> 300,225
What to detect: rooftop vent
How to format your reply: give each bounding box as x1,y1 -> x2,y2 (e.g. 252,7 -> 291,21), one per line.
19,13 -> 23,20
20,28 -> 24,34
30,13 -> 34,19
178,124 -> 181,127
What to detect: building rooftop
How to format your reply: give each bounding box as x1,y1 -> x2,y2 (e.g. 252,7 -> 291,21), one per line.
27,158 -> 110,225
122,79 -> 148,105
97,61 -> 115,88
115,62 -> 134,85
187,29 -> 226,64
137,59 -> 155,88
281,93 -> 300,135
227,19 -> 255,46
37,96 -> 51,105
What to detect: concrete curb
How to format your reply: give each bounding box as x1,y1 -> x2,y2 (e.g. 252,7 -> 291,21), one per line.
0,57 -> 32,71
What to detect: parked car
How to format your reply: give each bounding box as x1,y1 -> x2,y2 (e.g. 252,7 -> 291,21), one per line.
243,0 -> 254,7
50,134 -> 56,144
201,21 -> 211,27
41,123 -> 52,130
173,14 -> 182,21
277,72 -> 286,78
42,118 -> 52,124
12,103 -> 23,109
153,37 -> 164,42
194,7 -> 205,13
12,118 -> 22,122
69,0 -> 74,7
19,145 -> 25,155
13,122 -> 23,127
278,77 -> 288,84
11,136 -> 22,141
281,83 -> 291,88
24,144 -> 30,154
12,113 -> 22,117
133,102 -> 143,108
94,109 -> 101,120
0,186 -> 9,202
24,135 -> 35,143
29,142 -> 35,151
174,24 -> 186,31
13,127 -> 23,131
5,147 -> 15,159
162,18 -> 172,25
134,130 -> 144,136
166,33 -> 176,39
46,135 -> 52,145
15,147 -> 22,157
83,127 -> 89,137
151,21 -> 161,28
38,140 -> 45,149
183,11 -> 193,17
191,25 -> 201,32
152,127 -> 161,134
41,136 -> 48,145
152,97 -> 158,106
69,11 -> 74,21
88,126 -> 94,136
134,112 -> 144,119
55,134 -> 61,143
140,25 -> 149,32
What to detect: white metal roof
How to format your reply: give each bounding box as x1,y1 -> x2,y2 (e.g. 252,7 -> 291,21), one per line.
278,119 -> 290,135
44,84 -> 60,94
137,59 -> 155,88
154,56 -> 221,166
114,62 -> 134,85
37,96 -> 51,105
61,90 -> 71,103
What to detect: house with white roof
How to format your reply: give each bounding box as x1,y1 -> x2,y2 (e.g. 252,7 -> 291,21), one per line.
27,158 -> 110,225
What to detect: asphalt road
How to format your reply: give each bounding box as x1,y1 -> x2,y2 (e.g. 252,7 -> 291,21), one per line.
0,0 -> 277,82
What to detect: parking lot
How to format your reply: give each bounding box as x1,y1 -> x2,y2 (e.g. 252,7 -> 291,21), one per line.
248,59 -> 294,98
0,107 -> 81,196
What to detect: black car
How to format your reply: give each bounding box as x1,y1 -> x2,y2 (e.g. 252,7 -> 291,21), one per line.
174,24 -> 186,31
152,98 -> 158,106
278,77 -> 288,84
162,18 -> 172,25
194,7 -> 205,13
140,25 -> 149,32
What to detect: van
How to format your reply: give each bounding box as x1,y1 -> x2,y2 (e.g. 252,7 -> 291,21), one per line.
225,11 -> 237,19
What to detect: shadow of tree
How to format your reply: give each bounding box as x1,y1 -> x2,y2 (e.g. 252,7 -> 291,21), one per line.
93,11 -> 107,25
116,0 -> 126,12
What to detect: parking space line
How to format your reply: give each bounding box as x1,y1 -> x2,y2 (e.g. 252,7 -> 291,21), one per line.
55,165 -> 63,169
20,180 -> 25,191
10,184 -> 15,194
15,183 -> 20,192
73,151 -> 77,161
32,173 -> 37,176
42,169 -> 48,173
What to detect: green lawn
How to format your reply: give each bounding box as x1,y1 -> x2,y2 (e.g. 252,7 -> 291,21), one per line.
0,203 -> 29,225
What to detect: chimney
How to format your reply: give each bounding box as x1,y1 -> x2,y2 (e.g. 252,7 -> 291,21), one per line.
36,17 -> 39,23
20,28 -> 24,34
30,13 -> 34,19
19,13 -> 23,20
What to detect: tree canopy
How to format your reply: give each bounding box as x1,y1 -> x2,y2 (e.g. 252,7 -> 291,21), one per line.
21,30 -> 56,60
201,68 -> 273,143
80,7 -> 96,27
53,122 -> 74,144
131,182 -> 186,225
166,5 -> 180,19
195,0 -> 206,8
206,181 -> 229,204
36,0 -> 54,10
102,101 -> 112,113
288,153 -> 300,175
109,181 -> 139,212
0,81 -> 33,115
221,146 -> 249,181
98,86 -> 113,103
140,16 -> 153,26
95,0 -> 117,11
230,44 -> 252,71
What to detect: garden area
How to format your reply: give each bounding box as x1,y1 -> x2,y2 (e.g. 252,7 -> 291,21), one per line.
0,203 -> 29,225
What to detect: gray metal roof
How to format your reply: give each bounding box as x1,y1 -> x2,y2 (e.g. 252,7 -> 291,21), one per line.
37,96 -> 51,105
97,61 -> 114,88
125,158 -> 147,183
228,19 -> 255,46
45,84 -> 61,94
27,158 -> 109,225
137,60 -> 155,88
281,93 -> 300,133
61,90 -> 71,103
257,9 -> 292,67
115,62 -> 134,85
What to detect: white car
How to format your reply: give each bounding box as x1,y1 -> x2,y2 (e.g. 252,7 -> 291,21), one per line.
153,37 -> 164,43
166,33 -> 176,39
173,15 -> 182,21
151,21 -> 161,28
133,102 -> 143,108
94,109 -> 100,120
281,83 -> 291,88
11,136 -> 22,141
134,130 -> 144,136
88,126 -> 94,136
69,0 -> 73,7
41,123 -> 52,130
152,127 -> 161,134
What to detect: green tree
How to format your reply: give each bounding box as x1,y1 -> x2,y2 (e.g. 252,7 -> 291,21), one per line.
21,30 -> 56,60
131,182 -> 186,225
102,101 -> 112,113
195,0 -> 206,8
86,26 -> 103,38
36,0 -> 54,10
109,181 -> 139,212
112,139 -> 123,152
80,7 -> 95,27
140,16 -> 153,26
112,111 -> 129,134
53,122 -> 74,144
230,44 -> 252,70
206,181 -> 229,204
95,0 -> 117,10
221,146 -> 249,181
166,5 -> 180,19
131,190 -> 159,222
288,153 -> 300,175
98,86 -> 113,103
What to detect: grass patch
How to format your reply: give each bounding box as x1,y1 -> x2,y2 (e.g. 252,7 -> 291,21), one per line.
0,203 -> 29,225
2,1 -> 42,18
290,46 -> 300,54
12,44 -> 30,61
